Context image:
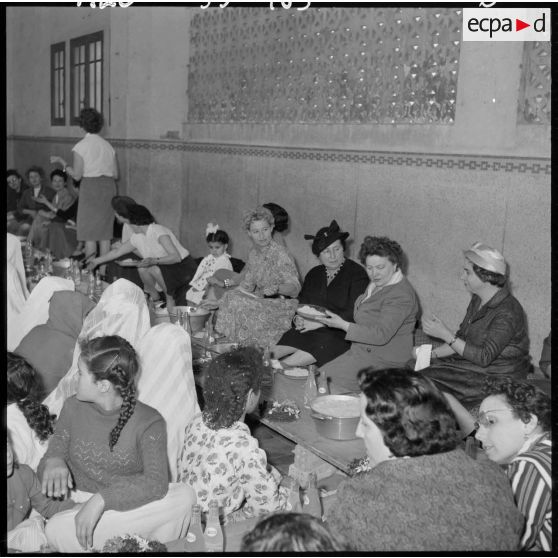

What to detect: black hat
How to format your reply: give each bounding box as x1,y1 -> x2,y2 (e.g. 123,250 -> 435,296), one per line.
304,220 -> 350,256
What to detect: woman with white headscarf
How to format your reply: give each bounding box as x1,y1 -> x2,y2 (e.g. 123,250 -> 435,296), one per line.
137,323 -> 200,482
9,275 -> 74,352
43,279 -> 151,416
7,234 -> 29,350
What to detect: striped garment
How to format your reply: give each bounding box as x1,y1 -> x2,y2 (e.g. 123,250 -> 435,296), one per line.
508,435 -> 552,551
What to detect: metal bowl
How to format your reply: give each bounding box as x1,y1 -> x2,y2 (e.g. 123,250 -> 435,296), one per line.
174,305 -> 211,332
310,395 -> 360,440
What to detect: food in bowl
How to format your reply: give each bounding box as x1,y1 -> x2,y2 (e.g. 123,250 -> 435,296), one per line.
298,304 -> 326,317
312,396 -> 360,418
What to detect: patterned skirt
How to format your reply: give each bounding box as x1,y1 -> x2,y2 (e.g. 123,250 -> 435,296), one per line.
215,289 -> 298,348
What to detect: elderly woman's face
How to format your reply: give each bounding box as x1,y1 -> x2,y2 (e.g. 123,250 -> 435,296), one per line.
248,219 -> 273,248
365,255 -> 397,287
475,395 -> 532,465
7,174 -> 21,191
355,394 -> 392,467
460,259 -> 484,294
319,239 -> 344,270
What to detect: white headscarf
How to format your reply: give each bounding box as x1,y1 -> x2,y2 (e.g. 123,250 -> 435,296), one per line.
9,276 -> 74,351
43,279 -> 151,416
137,323 -> 200,482
7,233 -> 29,298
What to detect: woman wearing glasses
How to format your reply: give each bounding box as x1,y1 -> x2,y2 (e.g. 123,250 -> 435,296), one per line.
476,377 -> 551,551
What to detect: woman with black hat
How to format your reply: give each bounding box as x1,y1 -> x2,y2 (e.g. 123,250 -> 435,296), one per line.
274,220 -> 368,367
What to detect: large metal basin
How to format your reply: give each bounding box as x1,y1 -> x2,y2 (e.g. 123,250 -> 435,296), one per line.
310,395 -> 360,440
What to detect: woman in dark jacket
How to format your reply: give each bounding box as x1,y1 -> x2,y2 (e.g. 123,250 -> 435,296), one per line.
274,220 -> 368,367
420,242 -> 532,408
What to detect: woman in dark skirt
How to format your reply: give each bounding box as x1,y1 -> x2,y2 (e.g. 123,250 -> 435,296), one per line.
88,205 -> 197,310
274,220 -> 368,367
51,108 -> 117,263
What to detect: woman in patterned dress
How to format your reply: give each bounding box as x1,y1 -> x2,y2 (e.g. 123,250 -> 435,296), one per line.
215,206 -> 300,348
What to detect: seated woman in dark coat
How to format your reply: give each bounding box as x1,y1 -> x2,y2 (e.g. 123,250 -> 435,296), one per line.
420,242 -> 532,408
274,220 -> 368,367
325,368 -> 523,552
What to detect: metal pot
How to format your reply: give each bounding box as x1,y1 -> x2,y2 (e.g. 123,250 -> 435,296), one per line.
310,395 -> 360,440
174,305 -> 211,332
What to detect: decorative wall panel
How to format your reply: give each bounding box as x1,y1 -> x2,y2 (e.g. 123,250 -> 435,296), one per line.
518,42 -> 551,124
188,7 -> 461,124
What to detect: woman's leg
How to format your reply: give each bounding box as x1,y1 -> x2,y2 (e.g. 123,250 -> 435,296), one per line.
84,240 -> 97,260
45,484 -> 195,553
272,345 -> 297,359
442,392 -> 476,435
138,267 -> 161,301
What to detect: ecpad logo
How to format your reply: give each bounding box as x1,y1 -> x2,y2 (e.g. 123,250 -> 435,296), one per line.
463,8 -> 550,41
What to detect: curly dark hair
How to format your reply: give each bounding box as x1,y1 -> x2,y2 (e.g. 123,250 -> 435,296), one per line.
127,204 -> 156,226
482,377 -> 551,432
79,107 -> 104,133
206,229 -> 230,244
358,367 -> 459,457
79,335 -> 139,451
358,236 -> 404,269
111,195 -> 137,219
50,168 -> 67,182
202,346 -> 270,429
7,169 -> 23,181
471,263 -> 507,287
7,353 -> 56,442
241,512 -> 353,552
263,203 -> 289,233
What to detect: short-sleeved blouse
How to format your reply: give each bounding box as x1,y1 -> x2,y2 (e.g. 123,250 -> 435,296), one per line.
130,224 -> 189,260
72,133 -> 115,177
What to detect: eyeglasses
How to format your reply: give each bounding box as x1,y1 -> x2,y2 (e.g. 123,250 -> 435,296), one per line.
474,408 -> 513,430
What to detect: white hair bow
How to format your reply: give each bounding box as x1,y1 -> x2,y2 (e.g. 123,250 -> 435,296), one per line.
206,222 -> 219,235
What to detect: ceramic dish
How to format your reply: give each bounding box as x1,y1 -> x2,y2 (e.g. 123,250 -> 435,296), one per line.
296,304 -> 328,320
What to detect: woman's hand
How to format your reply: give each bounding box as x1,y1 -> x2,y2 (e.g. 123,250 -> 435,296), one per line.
315,310 -> 350,332
298,318 -> 324,333
50,155 -> 65,166
421,313 -> 452,343
262,284 -> 279,297
41,457 -> 73,498
206,276 -> 222,286
137,257 -> 158,267
34,194 -> 49,205
87,257 -> 100,271
74,493 -> 105,550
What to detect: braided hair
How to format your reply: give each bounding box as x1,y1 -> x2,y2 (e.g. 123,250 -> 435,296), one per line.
7,353 -> 56,442
202,346 -> 269,430
79,335 -> 139,451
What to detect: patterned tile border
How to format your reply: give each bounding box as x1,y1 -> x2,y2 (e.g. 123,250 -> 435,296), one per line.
9,135 -> 551,175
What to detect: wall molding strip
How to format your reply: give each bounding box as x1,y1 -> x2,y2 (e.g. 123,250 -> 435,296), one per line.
8,135 -> 551,175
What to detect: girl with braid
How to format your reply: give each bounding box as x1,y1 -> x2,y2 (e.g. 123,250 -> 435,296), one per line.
38,335 -> 195,552
7,352 -> 55,470
177,346 -> 289,521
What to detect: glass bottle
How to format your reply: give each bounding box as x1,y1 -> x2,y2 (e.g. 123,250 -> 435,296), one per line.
303,472 -> 322,519
184,504 -> 206,552
87,271 -> 96,300
45,249 -> 53,274
94,272 -> 104,299
316,368 -> 328,395
24,240 -> 34,271
284,476 -> 302,512
303,365 -> 318,409
203,501 -> 224,553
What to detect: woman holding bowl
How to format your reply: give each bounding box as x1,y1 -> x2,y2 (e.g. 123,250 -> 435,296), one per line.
274,220 -> 368,367
325,368 -> 523,551
316,236 -> 419,391
420,242 -> 531,408
476,377 -> 551,551
215,206 -> 300,348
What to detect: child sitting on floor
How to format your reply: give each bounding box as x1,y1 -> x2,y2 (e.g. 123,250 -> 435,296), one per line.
177,346 -> 288,521
186,223 -> 233,305
7,434 -> 75,553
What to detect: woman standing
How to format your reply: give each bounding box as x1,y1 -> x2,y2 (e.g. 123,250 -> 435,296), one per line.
420,242 -> 531,407
275,220 -> 368,367
215,206 -> 300,348
476,377 -> 552,551
316,236 -> 419,391
51,108 -> 117,263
